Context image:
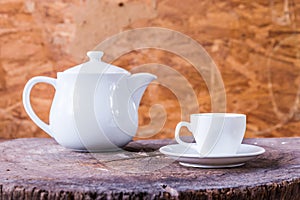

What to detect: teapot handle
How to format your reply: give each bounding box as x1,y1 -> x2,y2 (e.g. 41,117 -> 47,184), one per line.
22,76 -> 56,137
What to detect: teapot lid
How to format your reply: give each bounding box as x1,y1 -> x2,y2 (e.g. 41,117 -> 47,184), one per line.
64,51 -> 130,74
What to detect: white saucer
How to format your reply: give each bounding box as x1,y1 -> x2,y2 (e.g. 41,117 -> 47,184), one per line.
159,143 -> 265,168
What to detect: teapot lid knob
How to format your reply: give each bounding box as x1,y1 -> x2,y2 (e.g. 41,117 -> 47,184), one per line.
87,51 -> 104,61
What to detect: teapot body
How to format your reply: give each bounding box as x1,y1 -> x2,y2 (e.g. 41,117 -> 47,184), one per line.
51,73 -> 137,151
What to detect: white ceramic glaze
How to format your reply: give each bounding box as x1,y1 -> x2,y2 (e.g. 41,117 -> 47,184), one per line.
175,113 -> 246,156
159,143 -> 265,168
23,51 -> 156,151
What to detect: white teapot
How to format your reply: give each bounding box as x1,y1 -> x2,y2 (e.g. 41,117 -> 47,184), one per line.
23,51 -> 156,151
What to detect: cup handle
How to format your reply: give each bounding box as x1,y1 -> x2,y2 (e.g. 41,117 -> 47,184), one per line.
175,121 -> 192,146
22,76 -> 56,137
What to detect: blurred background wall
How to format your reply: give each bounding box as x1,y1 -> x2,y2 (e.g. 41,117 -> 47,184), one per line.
0,0 -> 300,139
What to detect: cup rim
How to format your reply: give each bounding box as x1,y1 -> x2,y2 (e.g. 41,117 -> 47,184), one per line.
56,72 -> 130,77
191,113 -> 246,118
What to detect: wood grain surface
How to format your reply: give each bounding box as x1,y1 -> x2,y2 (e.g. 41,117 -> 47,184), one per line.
1,0 -> 300,139
0,137 -> 299,199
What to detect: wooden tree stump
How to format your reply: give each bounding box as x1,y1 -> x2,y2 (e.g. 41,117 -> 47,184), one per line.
0,138 -> 299,199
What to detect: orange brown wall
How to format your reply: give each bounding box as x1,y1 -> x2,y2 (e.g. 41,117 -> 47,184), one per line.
0,0 -> 300,139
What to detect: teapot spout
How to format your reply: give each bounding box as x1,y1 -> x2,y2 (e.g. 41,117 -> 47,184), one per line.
127,73 -> 157,108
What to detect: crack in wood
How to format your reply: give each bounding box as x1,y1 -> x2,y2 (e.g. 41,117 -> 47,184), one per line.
0,184 -> 2,200
100,151 -> 162,163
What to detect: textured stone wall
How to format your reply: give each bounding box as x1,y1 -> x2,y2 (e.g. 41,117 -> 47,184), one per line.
0,0 -> 300,139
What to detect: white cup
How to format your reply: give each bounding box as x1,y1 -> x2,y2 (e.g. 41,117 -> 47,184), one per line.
175,113 -> 246,156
